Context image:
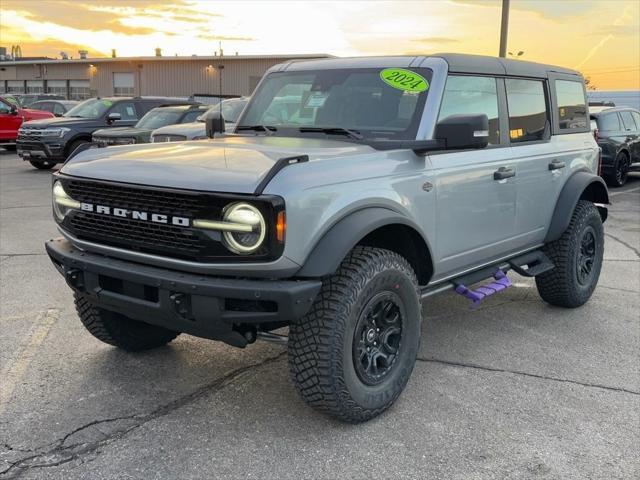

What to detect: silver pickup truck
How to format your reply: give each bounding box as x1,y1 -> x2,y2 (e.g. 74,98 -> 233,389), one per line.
46,53 -> 608,423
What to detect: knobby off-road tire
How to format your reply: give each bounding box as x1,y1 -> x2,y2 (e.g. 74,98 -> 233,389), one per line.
288,246 -> 422,423
29,160 -> 55,170
536,200 -> 604,308
75,294 -> 180,351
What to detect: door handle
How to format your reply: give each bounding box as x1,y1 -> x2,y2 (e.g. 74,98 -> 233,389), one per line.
493,167 -> 516,180
548,159 -> 566,170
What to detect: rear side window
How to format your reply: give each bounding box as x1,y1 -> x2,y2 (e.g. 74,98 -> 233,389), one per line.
53,103 -> 66,116
620,111 -> 637,130
555,80 -> 587,130
632,112 -> 640,130
438,76 -> 500,144
597,113 -> 620,131
505,79 -> 548,143
111,101 -> 138,120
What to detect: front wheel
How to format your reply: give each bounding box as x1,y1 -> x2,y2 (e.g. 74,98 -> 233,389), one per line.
75,294 -> 180,351
536,200 -> 604,308
288,246 -> 422,423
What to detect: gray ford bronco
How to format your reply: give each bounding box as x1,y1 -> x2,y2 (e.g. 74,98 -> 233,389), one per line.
46,54 -> 609,423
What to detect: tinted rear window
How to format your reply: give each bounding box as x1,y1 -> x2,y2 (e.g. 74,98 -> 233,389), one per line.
505,79 -> 548,143
556,80 -> 587,130
597,113 -> 620,131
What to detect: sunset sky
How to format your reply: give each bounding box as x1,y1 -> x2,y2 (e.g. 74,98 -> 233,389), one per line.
1,0 -> 638,89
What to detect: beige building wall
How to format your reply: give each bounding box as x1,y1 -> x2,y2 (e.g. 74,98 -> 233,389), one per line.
1,55 -> 329,98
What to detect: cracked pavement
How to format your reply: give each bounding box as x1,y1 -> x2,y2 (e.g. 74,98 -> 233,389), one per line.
1,151 -> 639,479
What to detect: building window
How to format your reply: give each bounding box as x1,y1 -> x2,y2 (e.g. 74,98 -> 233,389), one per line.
438,75 -> 500,144
69,80 -> 91,100
26,81 -> 44,94
113,73 -> 135,96
6,80 -> 24,93
555,80 -> 587,130
505,79 -> 549,143
47,80 -> 67,97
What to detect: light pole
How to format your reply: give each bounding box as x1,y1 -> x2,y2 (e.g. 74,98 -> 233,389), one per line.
217,65 -> 224,119
499,0 -> 510,58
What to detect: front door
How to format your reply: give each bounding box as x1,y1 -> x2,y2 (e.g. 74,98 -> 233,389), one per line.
0,99 -> 23,141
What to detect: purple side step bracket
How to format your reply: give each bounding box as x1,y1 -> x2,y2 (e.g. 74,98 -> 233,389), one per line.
454,270 -> 512,307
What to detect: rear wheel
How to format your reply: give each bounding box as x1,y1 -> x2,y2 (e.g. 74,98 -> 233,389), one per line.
535,200 -> 604,308
29,160 -> 55,170
288,246 -> 422,423
605,151 -> 630,187
75,294 -> 180,351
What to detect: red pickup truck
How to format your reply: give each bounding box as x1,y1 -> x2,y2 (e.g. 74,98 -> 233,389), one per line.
1,96 -> 54,151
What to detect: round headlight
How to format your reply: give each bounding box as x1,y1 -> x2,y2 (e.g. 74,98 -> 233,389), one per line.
222,203 -> 266,254
52,181 -> 80,221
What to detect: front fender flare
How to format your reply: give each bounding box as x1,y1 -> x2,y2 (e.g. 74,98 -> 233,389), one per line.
545,171 -> 609,243
296,207 -> 427,278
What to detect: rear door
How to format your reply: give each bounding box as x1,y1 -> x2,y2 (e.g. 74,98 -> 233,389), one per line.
619,110 -> 640,161
0,99 -> 22,141
431,75 -> 518,275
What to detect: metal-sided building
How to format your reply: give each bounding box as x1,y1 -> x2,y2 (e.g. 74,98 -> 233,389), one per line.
0,53 -> 330,100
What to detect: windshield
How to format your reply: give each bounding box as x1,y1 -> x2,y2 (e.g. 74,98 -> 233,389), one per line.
135,109 -> 183,129
238,68 -> 432,140
64,98 -> 112,119
197,99 -> 248,123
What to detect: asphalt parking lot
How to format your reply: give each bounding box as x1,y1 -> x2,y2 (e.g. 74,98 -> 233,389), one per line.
0,150 -> 638,480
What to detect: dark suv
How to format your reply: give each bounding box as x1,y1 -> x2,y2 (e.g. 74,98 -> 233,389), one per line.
590,106 -> 640,187
16,97 -> 192,169
92,104 -> 207,146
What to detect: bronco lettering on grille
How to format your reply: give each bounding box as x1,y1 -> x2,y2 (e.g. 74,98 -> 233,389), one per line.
80,202 -> 190,227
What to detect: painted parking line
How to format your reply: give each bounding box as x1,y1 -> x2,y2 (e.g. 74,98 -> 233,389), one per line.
0,309 -> 59,416
609,186 -> 640,197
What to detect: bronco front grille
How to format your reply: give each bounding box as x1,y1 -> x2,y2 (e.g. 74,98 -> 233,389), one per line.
153,134 -> 187,143
59,178 -> 282,262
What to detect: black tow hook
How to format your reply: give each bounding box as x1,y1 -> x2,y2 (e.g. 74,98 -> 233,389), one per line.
64,268 -> 85,290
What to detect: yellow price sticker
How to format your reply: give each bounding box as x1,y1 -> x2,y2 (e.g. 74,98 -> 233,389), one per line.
380,68 -> 429,93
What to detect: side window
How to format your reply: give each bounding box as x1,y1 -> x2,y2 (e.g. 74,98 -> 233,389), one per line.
110,101 -> 138,120
53,103 -> 66,116
598,113 -> 620,131
505,79 -> 548,143
0,100 -> 12,114
181,110 -> 202,123
438,75 -> 500,144
631,112 -> 640,131
555,80 -> 587,130
619,111 -> 637,131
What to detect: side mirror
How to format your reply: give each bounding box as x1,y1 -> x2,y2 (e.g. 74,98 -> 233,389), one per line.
204,110 -> 225,138
106,112 -> 121,124
435,114 -> 489,150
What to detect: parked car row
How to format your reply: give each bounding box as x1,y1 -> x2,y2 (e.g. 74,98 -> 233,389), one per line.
590,105 -> 640,187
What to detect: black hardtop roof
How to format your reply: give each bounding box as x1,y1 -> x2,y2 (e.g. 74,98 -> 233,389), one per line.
279,53 -> 582,79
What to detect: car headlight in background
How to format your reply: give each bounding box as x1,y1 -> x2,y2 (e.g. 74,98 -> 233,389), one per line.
41,127 -> 70,138
52,181 -> 80,221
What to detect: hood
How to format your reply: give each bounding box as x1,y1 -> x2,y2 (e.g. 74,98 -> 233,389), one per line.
23,116 -> 103,128
152,121 -> 205,138
93,127 -> 151,138
61,135 -> 373,194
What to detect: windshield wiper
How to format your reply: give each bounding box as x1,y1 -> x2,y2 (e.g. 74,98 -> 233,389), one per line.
236,125 -> 277,135
298,127 -> 363,140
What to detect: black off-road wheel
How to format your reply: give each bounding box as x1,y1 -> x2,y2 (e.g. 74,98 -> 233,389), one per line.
605,151 -> 630,188
536,200 -> 604,308
75,294 -> 180,351
29,160 -> 55,170
288,246 -> 422,423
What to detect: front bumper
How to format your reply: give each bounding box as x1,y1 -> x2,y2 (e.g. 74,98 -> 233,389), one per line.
17,139 -> 65,162
46,238 -> 321,347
